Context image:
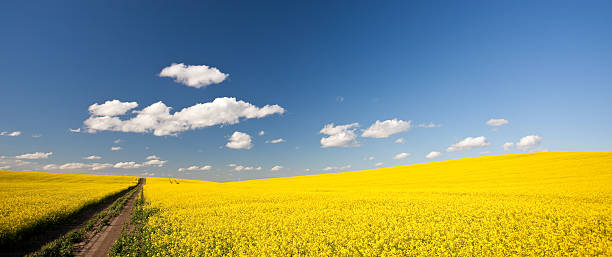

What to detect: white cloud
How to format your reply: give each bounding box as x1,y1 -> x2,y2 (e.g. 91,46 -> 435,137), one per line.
89,100 -> 138,116
84,155 -> 102,160
16,152 -> 53,159
32,134 -> 42,138
516,135 -> 542,151
183,165 -> 212,171
362,119 -> 411,138
43,164 -> 58,170
43,162 -> 111,171
503,142 -> 515,151
393,152 -> 411,159
271,165 -> 283,171
446,136 -> 490,152
258,130 -> 265,136
142,159 -> 167,167
502,135 -> 543,151
375,162 -> 384,167
394,138 -> 405,143
486,118 -> 509,127
91,163 -> 113,170
43,157 -> 163,171
1,131 -> 21,136
146,155 -> 160,160
426,151 -> 442,159
114,139 -> 121,144
114,161 -> 142,169
84,97 -> 285,136
365,156 -> 375,161
418,122 -> 441,128
69,128 -> 81,133
322,165 -> 351,171
265,138 -> 285,144
319,123 -> 360,148
159,63 -> 229,88
304,168 -> 311,171
256,166 -> 262,171
0,165 -> 11,170
226,131 -> 253,149
111,146 -> 121,151
480,151 -> 491,155
59,162 -> 90,170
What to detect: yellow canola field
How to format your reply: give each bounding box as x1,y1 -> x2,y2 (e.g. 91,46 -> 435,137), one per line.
0,170 -> 138,243
142,152 -> 611,256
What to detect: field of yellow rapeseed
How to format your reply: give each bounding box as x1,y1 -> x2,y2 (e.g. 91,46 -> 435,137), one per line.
0,170 -> 138,244
124,152 -> 611,256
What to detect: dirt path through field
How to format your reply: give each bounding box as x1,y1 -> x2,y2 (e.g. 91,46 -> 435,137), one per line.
73,179 -> 144,257
0,183 -> 140,257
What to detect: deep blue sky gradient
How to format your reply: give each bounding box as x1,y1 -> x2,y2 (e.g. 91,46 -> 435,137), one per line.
1,1 -> 611,181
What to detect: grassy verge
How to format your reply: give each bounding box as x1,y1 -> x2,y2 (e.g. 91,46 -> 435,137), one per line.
27,179 -> 141,257
109,189 -> 158,257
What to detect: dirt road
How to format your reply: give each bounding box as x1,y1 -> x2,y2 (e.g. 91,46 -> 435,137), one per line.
73,179 -> 144,257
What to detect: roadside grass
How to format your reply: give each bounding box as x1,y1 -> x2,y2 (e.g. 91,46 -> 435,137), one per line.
109,189 -> 159,257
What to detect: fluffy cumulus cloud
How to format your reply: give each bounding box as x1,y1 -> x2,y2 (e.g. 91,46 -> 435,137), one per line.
84,155 -> 102,160
84,97 -> 285,136
69,128 -> 81,133
426,151 -> 441,159
265,138 -> 285,144
111,146 -> 121,151
159,63 -> 229,88
375,162 -> 384,167
0,131 -> 21,136
226,131 -> 253,149
258,130 -> 265,136
270,165 -> 283,171
502,135 -> 543,151
16,152 -> 53,159
322,165 -> 351,171
394,138 -> 405,144
146,155 -> 160,160
446,136 -> 490,152
516,135 -> 543,151
361,119 -> 411,138
319,123 -> 360,148
89,100 -> 138,116
393,152 -> 411,159
486,118 -> 509,127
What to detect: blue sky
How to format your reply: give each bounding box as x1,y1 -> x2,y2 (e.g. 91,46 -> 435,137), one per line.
1,1 -> 611,181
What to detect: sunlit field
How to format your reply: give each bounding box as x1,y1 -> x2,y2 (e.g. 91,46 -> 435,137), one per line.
121,152 -> 612,256
0,171 -> 138,244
